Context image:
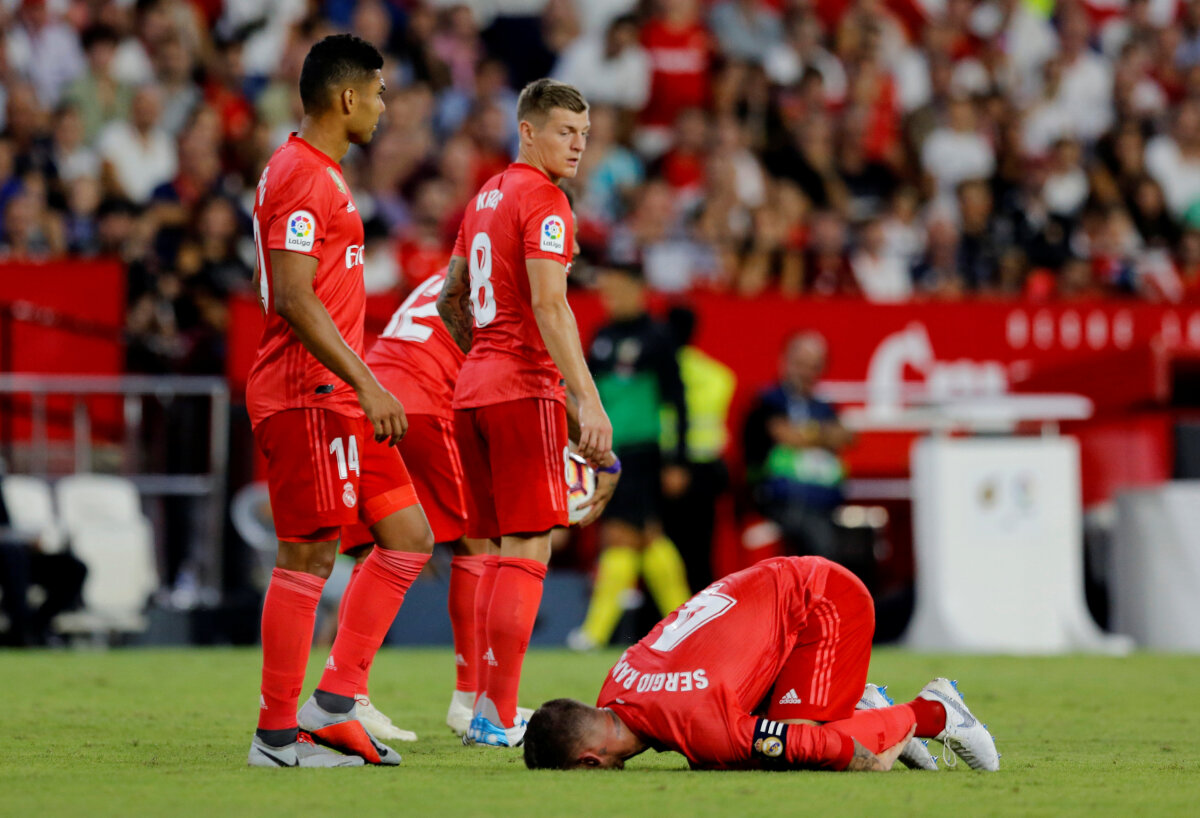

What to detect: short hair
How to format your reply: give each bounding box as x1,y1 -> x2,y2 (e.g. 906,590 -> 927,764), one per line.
516,79 -> 588,127
299,34 -> 384,114
522,699 -> 595,770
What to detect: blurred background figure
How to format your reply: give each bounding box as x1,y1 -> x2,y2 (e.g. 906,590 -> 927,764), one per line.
659,306 -> 735,593
569,264 -> 691,650
742,332 -> 854,560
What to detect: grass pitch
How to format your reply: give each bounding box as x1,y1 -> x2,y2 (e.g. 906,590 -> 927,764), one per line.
2,647 -> 1198,817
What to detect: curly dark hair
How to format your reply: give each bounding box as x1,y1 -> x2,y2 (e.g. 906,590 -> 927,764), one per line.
522,698 -> 596,770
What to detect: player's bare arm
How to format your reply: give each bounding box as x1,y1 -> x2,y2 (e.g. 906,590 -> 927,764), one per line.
766,417 -> 854,452
436,255 -> 473,354
564,391 -> 620,526
844,727 -> 915,772
528,258 -> 612,461
270,248 -> 407,445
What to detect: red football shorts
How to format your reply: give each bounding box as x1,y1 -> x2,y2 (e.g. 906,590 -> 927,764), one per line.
453,398 -> 569,540
254,408 -> 419,542
341,413 -> 467,552
765,563 -> 875,723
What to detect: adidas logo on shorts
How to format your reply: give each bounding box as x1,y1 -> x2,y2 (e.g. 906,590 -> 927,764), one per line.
778,688 -> 803,705
484,648 -> 497,667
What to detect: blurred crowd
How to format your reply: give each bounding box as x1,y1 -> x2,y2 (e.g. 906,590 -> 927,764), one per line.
7,0 -> 1200,375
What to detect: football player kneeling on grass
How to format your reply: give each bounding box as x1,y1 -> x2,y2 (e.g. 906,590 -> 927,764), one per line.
524,556 -> 1000,772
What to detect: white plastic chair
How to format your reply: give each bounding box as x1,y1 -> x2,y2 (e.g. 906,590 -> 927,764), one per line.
55,474 -> 158,634
1,474 -> 67,553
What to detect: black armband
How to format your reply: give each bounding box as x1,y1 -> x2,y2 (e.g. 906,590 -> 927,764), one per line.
752,717 -> 789,765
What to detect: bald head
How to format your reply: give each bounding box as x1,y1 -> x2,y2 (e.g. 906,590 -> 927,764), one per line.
782,331 -> 827,395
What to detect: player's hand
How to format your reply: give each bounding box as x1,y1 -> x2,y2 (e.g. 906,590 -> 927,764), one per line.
661,465 -> 690,498
844,726 -> 915,772
576,396 -> 613,463
357,381 -> 408,446
577,467 -> 620,527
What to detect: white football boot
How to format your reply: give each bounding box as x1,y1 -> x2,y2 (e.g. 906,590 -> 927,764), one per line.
354,695 -> 418,742
447,690 -> 533,736
917,678 -> 1000,771
857,683 -> 938,770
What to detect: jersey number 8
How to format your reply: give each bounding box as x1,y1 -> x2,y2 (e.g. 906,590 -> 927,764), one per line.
469,232 -> 497,327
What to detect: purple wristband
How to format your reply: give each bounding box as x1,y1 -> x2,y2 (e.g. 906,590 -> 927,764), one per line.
598,454 -> 622,474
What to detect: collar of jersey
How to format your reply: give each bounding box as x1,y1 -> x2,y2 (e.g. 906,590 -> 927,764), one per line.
509,161 -> 550,180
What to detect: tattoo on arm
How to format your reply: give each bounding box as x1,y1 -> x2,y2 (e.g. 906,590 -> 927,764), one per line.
437,256 -> 473,354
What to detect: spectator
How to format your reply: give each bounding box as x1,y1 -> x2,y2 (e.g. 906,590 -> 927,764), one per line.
575,104 -> 644,232
1145,101 -> 1200,219
50,104 -> 100,185
637,0 -> 713,156
4,0 -> 87,109
709,0 -> 784,65
742,332 -> 854,560
851,215 -> 911,302
553,14 -> 650,114
154,33 -> 203,137
803,210 -> 858,295
912,213 -> 965,298
97,84 -> 177,205
60,23 -> 134,144
764,12 -> 847,104
921,95 -> 995,204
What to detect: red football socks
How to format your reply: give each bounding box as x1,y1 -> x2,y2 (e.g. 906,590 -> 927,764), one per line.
449,555 -> 487,693
472,554 -> 501,702
907,697 -> 948,737
258,567 -> 325,731
337,561 -> 363,629
317,548 -> 430,698
482,557 -> 547,726
825,705 -> 918,754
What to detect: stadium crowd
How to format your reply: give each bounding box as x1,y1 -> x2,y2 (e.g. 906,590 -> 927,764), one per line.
5,0 -> 1200,377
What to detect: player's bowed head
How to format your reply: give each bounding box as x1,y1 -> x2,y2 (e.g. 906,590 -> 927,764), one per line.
298,33 -> 388,151
516,79 -> 590,183
523,699 -> 646,770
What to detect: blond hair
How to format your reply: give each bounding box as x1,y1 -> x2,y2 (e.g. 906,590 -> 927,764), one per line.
516,79 -> 588,126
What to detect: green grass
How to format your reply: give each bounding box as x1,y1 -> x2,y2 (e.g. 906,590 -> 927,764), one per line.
2,648 -> 1198,817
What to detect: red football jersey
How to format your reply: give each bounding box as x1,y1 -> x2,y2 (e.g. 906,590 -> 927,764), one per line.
246,134 -> 366,427
366,272 -> 464,420
451,163 -> 574,409
596,557 -> 842,770
639,20 -> 712,127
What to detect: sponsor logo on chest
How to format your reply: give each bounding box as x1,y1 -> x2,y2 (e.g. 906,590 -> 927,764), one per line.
345,244 -> 364,269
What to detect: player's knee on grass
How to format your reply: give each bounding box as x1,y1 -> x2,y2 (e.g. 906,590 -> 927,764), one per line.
523,699 -> 596,770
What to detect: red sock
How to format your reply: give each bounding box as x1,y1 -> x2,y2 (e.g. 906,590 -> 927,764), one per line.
907,697 -> 947,737
482,557 -> 547,726
449,555 -> 487,693
824,705 -> 917,754
258,567 -> 325,731
318,548 -> 430,697
473,554 -> 501,704
337,561 -> 363,629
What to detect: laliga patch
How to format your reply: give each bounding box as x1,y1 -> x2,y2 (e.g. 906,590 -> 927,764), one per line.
285,210 -> 316,252
540,215 -> 566,254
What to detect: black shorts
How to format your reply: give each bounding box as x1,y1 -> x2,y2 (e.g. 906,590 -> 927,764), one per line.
604,446 -> 662,529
